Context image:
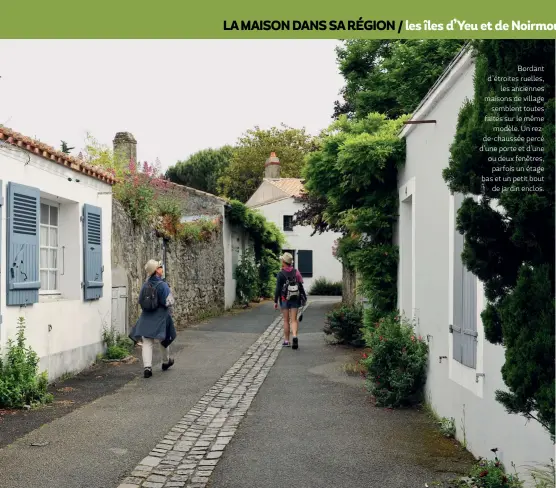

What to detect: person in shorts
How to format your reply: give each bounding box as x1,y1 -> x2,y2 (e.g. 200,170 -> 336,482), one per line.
274,252 -> 307,349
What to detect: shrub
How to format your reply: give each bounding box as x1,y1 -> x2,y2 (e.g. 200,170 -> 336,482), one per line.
361,313 -> 428,407
102,327 -> 134,360
439,417 -> 456,438
459,453 -> 523,488
309,277 -> 343,296
234,249 -> 260,305
323,304 -> 364,346
0,317 -> 53,408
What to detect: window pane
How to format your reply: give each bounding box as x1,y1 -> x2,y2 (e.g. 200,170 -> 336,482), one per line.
49,228 -> 58,247
40,249 -> 48,268
49,271 -> 57,291
40,226 -> 48,246
40,270 -> 48,289
40,204 -> 49,225
49,249 -> 57,269
50,206 -> 59,226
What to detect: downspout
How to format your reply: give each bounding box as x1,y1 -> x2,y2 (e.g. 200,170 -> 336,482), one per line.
162,237 -> 169,282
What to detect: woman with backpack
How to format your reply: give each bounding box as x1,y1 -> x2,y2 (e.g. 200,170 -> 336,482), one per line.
274,252 -> 307,349
129,259 -> 177,378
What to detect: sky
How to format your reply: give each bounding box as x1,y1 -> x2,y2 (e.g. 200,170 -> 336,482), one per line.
0,40 -> 345,171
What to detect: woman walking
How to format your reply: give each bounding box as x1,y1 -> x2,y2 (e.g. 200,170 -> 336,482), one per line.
274,252 -> 307,349
130,259 -> 176,378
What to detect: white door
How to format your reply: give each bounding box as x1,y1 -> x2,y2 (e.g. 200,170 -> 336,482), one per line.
111,286 -> 128,335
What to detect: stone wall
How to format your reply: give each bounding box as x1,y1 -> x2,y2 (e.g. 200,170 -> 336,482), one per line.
112,200 -> 226,330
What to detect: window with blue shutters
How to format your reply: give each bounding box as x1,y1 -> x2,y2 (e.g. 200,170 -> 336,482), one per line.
6,182 -> 41,306
452,193 -> 478,369
83,204 -> 103,301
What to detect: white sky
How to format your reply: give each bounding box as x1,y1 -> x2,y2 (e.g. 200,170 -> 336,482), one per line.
0,40 -> 344,171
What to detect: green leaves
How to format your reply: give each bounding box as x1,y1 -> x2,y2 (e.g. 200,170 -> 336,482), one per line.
0,318 -> 53,408
444,40 -> 555,440
218,124 -> 316,203
166,146 -> 234,195
227,200 -> 285,299
361,314 -> 429,408
334,40 -> 466,120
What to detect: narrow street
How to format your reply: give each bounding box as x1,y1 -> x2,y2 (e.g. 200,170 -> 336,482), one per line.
0,298 -> 472,488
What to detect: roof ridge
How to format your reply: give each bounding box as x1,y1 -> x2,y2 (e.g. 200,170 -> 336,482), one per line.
0,126 -> 116,185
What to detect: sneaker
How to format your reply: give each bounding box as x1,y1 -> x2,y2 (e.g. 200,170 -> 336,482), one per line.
292,337 -> 299,350
162,358 -> 175,371
282,341 -> 290,347
144,367 -> 153,378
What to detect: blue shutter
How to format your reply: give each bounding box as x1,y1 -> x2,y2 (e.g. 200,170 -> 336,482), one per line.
462,267 -> 478,368
6,182 -> 41,306
452,194 -> 464,364
83,204 -> 103,301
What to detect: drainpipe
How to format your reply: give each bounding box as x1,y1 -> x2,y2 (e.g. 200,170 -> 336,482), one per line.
162,237 -> 169,282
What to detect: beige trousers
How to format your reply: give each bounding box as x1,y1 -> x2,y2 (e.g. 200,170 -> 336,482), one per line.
142,337 -> 170,368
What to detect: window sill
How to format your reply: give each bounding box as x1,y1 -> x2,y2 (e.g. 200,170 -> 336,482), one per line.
39,293 -> 66,303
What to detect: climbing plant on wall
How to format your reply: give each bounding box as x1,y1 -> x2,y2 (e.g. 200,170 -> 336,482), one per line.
443,40 -> 555,439
227,200 -> 285,298
297,113 -> 407,315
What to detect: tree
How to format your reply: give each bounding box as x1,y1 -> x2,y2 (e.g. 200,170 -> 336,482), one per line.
166,146 -> 234,195
334,40 -> 466,120
298,113 -> 406,312
217,124 -> 317,202
60,141 -> 74,154
443,40 -> 555,439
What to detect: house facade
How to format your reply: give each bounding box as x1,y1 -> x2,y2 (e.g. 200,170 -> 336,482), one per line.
396,48 -> 553,476
246,152 -> 342,291
0,127 -> 114,381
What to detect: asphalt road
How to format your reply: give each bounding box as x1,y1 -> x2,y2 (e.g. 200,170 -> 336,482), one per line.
0,298 -> 472,488
209,300 -> 473,488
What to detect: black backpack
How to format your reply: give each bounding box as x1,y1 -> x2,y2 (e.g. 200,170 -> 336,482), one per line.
281,269 -> 300,300
140,281 -> 161,312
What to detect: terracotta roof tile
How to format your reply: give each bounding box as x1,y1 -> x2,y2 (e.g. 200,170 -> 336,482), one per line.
0,126 -> 116,185
265,178 -> 305,197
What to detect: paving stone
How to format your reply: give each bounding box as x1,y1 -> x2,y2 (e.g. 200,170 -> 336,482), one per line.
131,471 -> 150,478
115,316 -> 285,488
123,477 -> 143,484
140,457 -> 162,467
199,460 -> 218,466
205,451 -> 223,460
148,474 -> 168,482
117,484 -> 139,488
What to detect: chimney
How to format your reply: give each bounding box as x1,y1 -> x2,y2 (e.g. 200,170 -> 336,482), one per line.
264,151 -> 280,178
113,132 -> 137,164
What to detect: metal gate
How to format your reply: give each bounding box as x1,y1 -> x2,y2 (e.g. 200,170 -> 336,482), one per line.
111,286 -> 128,335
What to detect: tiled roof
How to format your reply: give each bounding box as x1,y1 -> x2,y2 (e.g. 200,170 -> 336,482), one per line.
265,178 -> 305,197
0,126 -> 116,185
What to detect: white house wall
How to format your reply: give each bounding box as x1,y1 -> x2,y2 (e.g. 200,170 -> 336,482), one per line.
397,51 -> 553,478
253,197 -> 342,291
0,143 -> 112,381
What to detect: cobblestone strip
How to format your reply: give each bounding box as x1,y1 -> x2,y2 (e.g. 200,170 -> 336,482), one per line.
117,313 -> 287,488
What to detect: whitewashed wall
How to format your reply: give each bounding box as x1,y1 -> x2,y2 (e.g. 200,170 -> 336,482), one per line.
0,143 -> 112,381
253,198 -> 342,291
397,50 -> 553,481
